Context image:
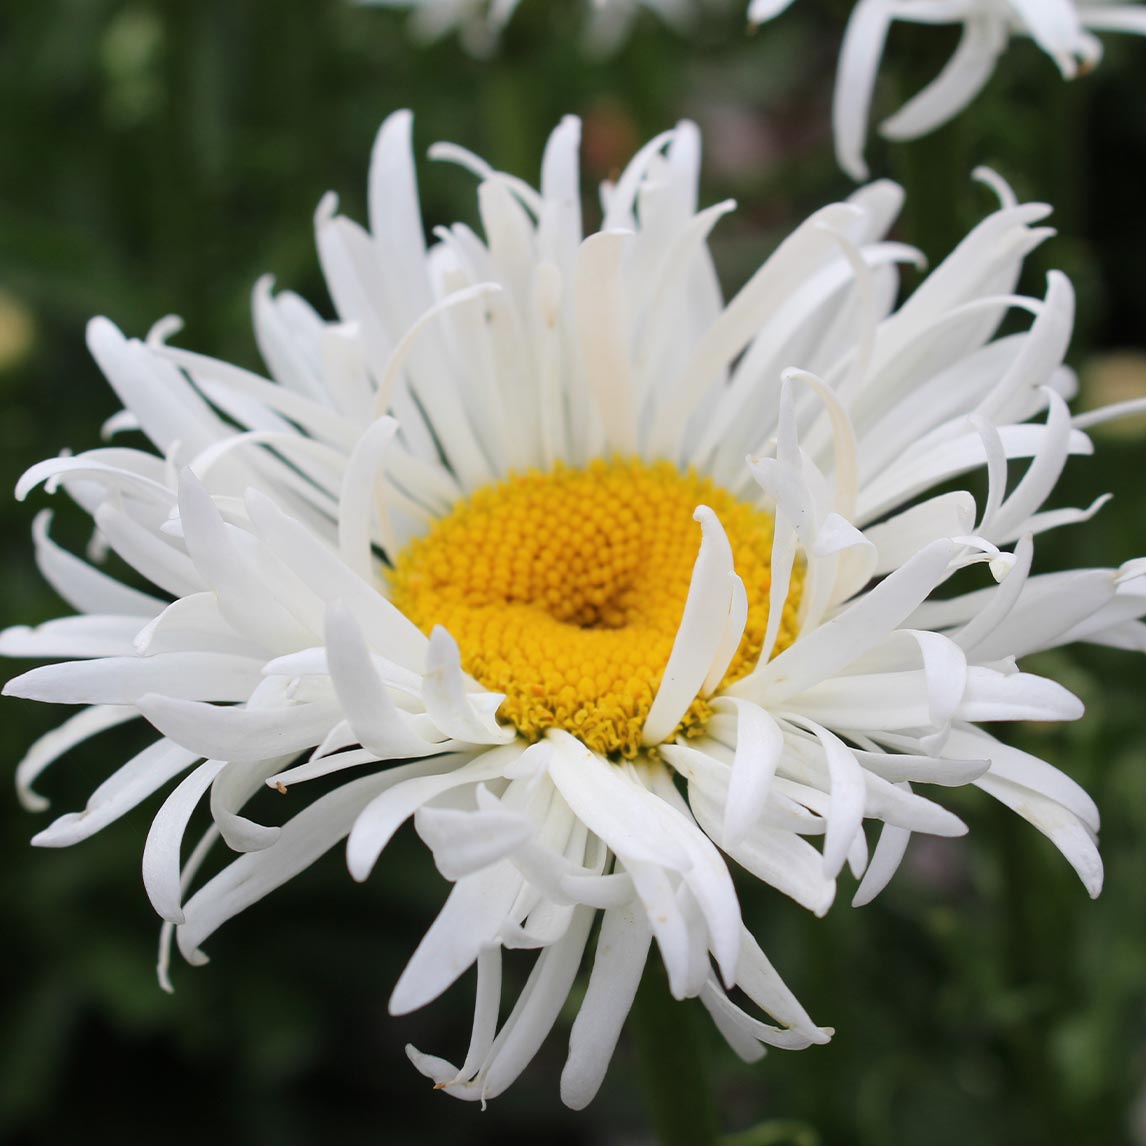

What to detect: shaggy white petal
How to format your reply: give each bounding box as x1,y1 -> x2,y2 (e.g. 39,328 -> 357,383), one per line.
0,615 -> 146,660
560,904 -> 652,1110
416,801 -> 535,880
851,818 -> 912,907
347,745 -> 520,881
32,739 -> 199,848
137,693 -> 342,763
175,762 -> 448,964
391,860 -> 526,1014
716,697 -> 784,847
28,511 -> 166,618
12,704 -> 137,812
143,759 -> 227,922
642,507 -> 737,745
422,627 -> 515,745
5,653 -> 263,706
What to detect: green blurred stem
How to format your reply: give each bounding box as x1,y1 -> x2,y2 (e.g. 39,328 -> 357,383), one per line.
631,963 -> 721,1146
722,1120 -> 821,1146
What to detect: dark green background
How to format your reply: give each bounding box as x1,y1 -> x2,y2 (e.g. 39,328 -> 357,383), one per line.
2,3 -> 1145,1143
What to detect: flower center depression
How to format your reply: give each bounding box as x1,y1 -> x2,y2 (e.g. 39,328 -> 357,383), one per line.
389,458 -> 803,759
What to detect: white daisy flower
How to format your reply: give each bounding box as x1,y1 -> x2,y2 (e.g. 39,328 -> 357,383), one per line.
366,0 -> 1146,176
754,0 -> 1146,180
5,113 -> 1144,1107
358,0 -> 706,56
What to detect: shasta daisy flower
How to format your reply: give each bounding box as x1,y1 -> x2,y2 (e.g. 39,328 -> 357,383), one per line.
5,113 -> 1144,1106
786,0 -> 1146,180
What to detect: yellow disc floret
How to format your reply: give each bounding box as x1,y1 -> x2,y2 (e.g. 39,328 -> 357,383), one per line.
389,458 -> 803,759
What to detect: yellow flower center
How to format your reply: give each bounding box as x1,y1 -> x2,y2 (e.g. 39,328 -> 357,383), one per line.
389,458 -> 803,759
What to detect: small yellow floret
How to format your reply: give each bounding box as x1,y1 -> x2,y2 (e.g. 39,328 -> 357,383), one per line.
389,459 -> 802,759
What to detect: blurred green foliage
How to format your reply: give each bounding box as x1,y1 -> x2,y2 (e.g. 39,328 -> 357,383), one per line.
2,2 -> 1145,1144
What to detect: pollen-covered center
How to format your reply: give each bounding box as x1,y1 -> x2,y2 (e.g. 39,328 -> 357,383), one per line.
389,459 -> 802,759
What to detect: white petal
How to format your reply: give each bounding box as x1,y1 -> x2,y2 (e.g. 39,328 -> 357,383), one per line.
337,415 -> 400,577
574,231 -> 637,453
907,629 -> 968,725
177,470 -> 312,652
143,759 -> 227,922
643,507 -> 736,746
5,652 -> 262,705
737,539 -> 959,703
134,593 -> 264,659
690,786 -> 836,917
863,771 -> 967,837
12,704 -> 137,812
28,511 -> 165,618
94,501 -> 203,599
137,693 -> 338,763
86,317 -> 224,456
833,0 -> 895,180
560,903 -> 651,1110
32,739 -> 198,847
852,819 -> 911,907
748,0 -> 798,22
791,719 -> 866,879
946,724 -> 1098,832
854,744 -> 989,787
431,905 -> 597,1103
245,487 -> 428,673
734,925 -> 829,1040
880,18 -> 1005,141
700,574 -> 748,698
175,762 -> 444,962
539,115 -> 582,269
976,773 -> 1102,897
389,861 -> 525,1015
713,697 -> 784,848
415,801 -> 534,881
346,745 -> 519,881
700,976 -> 831,1052
1009,0 -> 1086,73
209,755 -> 288,853
422,627 -> 515,745
324,603 -> 447,757
864,491 -> 977,575
956,666 -> 1083,723
156,344 -> 355,449
547,734 -> 689,869
0,615 -> 145,659
783,671 -> 931,730
368,110 -> 431,318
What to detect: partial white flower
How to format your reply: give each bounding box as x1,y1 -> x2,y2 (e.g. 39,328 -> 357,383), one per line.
764,0 -> 1146,180
359,0 -> 709,56
367,0 -> 1146,177
5,113 -> 1144,1106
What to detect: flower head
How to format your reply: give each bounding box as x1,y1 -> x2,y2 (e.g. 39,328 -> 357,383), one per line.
5,113 -> 1144,1105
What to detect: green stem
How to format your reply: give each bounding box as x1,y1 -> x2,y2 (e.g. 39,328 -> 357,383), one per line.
722,1120 -> 821,1146
630,961 -> 721,1146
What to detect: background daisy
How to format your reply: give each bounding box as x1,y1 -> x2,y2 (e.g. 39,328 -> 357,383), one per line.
814,0 -> 1146,179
